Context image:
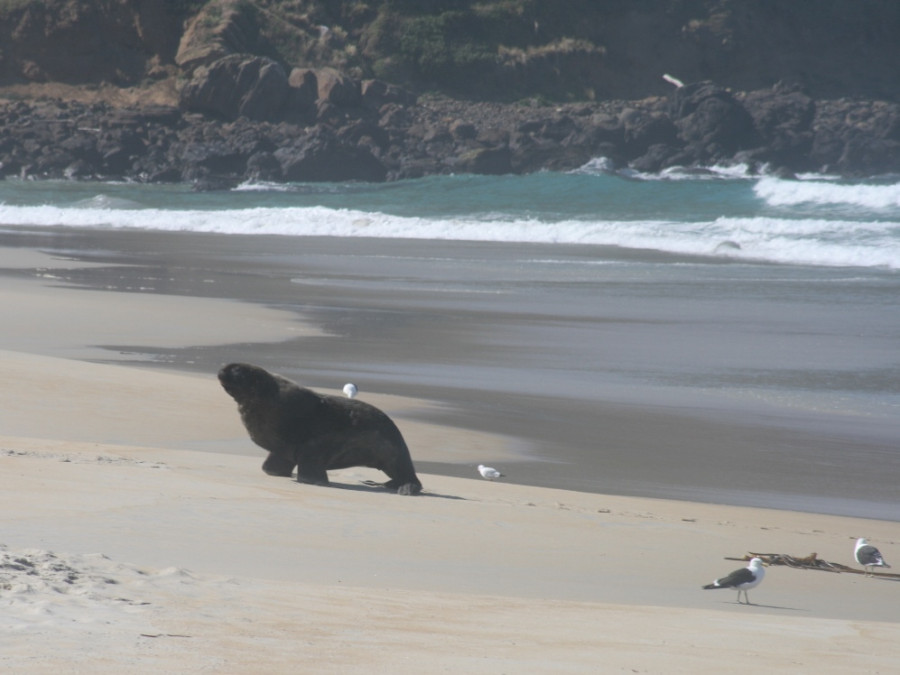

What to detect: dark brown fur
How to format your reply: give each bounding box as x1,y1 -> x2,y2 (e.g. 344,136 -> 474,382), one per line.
218,363 -> 422,495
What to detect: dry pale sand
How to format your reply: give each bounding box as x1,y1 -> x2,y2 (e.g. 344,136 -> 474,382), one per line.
1,249 -> 899,673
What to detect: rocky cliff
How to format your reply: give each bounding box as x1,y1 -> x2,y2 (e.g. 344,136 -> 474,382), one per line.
1,0 -> 898,184
3,0 -> 898,103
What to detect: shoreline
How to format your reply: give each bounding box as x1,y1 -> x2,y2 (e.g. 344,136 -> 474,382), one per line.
2,237 -> 899,670
2,228 -> 899,522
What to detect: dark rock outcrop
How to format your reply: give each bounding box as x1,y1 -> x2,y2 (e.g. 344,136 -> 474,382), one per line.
274,126 -> 387,183
808,99 -> 900,176
737,82 -> 816,171
179,55 -> 289,122
3,78 -> 900,186
671,82 -> 759,160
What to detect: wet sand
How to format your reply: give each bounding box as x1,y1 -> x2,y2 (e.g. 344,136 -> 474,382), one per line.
1,238 -> 899,671
2,226 -> 898,520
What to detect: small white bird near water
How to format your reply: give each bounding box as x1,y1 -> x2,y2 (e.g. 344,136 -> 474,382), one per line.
702,557 -> 766,605
477,464 -> 503,480
342,383 -> 358,399
855,538 -> 891,575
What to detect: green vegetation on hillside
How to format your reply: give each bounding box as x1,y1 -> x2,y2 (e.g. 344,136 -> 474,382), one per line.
2,1 -> 899,103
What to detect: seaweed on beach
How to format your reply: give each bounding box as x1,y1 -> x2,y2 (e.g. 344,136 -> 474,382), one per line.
725,552 -> 900,579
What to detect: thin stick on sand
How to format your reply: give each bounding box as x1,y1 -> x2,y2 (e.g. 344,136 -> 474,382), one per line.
725,552 -> 900,579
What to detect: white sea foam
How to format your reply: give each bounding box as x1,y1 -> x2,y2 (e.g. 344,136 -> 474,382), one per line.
0,201 -> 897,270
232,180 -> 296,193
709,217 -> 900,268
570,156 -> 616,174
574,156 -> 758,180
656,163 -> 759,180
755,176 -> 900,209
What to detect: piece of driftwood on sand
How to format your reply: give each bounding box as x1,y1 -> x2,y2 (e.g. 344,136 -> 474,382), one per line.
725,552 -> 900,579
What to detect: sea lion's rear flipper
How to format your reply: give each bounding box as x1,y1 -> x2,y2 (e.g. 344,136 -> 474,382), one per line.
360,479 -> 421,495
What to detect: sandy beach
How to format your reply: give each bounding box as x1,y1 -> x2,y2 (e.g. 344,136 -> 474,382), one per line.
2,243 -> 899,672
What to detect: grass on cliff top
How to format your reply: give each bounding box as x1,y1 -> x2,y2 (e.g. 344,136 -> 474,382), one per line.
0,0 -> 37,13
0,0 -> 205,17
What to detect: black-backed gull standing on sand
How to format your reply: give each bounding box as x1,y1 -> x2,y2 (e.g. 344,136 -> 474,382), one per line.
477,464 -> 503,480
702,557 -> 766,604
854,538 -> 891,575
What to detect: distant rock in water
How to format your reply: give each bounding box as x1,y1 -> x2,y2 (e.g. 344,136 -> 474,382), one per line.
714,240 -> 743,254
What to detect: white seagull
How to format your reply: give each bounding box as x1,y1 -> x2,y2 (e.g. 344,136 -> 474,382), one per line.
702,557 -> 766,605
854,538 -> 891,576
342,383 -> 358,399
662,73 -> 684,88
477,464 -> 503,480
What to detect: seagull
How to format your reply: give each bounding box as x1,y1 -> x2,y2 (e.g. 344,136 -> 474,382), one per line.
342,383 -> 358,399
662,73 -> 684,88
702,557 -> 766,604
477,464 -> 503,480
855,538 -> 891,576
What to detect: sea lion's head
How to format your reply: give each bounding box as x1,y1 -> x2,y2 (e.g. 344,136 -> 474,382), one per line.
218,363 -> 279,402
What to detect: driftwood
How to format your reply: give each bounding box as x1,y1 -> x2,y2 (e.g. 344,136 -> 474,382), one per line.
725,552 -> 900,579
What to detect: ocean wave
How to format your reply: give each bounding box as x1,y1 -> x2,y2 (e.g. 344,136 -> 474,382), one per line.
626,163 -> 759,181
0,203 -> 897,270
573,156 -> 758,181
755,176 -> 900,209
708,217 -> 900,269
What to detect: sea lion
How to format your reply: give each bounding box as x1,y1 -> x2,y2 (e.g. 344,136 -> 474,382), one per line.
218,363 -> 422,495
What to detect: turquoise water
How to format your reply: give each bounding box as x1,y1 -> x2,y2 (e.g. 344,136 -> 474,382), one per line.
1,168 -> 899,269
